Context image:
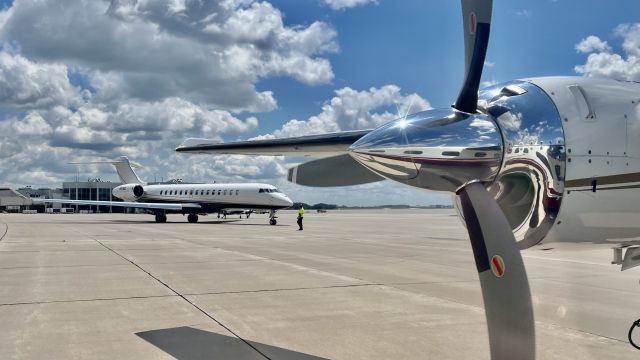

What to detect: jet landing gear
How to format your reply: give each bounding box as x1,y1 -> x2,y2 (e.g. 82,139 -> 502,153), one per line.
154,212 -> 167,223
187,214 -> 199,223
269,210 -> 277,225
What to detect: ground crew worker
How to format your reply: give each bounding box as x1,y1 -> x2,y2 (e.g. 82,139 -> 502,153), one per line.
297,205 -> 304,230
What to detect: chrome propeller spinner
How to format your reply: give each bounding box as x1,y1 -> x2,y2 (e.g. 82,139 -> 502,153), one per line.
348,108 -> 503,192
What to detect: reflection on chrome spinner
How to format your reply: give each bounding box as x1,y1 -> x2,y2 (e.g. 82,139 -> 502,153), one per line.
479,81 -> 566,249
349,109 -> 503,192
349,81 -> 565,249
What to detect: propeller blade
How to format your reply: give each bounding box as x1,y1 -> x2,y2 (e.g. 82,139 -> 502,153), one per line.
454,0 -> 493,113
288,154 -> 384,187
457,181 -> 535,360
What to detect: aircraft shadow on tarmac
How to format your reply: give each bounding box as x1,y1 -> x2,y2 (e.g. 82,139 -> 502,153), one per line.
136,326 -> 327,360
38,219 -> 290,226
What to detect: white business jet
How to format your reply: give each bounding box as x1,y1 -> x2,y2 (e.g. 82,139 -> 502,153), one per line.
34,157 -> 293,225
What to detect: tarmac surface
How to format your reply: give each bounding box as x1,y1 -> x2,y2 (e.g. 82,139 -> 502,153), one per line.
0,209 -> 639,359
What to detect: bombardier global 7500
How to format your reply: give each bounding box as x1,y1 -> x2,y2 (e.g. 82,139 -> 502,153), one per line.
34,156 -> 293,225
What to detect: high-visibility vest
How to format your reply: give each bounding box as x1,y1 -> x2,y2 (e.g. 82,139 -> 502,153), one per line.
298,208 -> 305,217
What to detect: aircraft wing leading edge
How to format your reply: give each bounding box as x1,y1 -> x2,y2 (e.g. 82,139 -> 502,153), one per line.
175,130 -> 372,156
32,198 -> 201,211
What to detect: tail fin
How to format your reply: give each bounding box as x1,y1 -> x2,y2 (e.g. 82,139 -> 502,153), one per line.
111,156 -> 144,184
69,156 -> 144,184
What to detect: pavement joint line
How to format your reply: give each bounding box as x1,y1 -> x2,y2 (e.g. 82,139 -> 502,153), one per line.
71,228 -> 274,360
0,263 -> 133,270
532,276 -> 640,295
377,280 -> 630,345
180,244 -> 374,285
0,249 -> 112,253
183,283 -> 381,297
0,222 -> 8,242
0,294 -> 177,307
541,321 -> 627,344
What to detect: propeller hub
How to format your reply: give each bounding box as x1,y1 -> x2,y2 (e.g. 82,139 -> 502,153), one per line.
348,108 -> 503,192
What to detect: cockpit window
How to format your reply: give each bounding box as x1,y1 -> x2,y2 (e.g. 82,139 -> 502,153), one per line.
259,188 -> 264,193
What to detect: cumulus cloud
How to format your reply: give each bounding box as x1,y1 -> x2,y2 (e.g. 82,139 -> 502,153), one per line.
0,48 -> 262,188
0,1 -> 448,206
0,0 -> 338,112
0,1 -> 338,192
324,0 -> 378,10
264,85 -> 430,138
0,52 -> 88,109
575,35 -> 611,53
575,23 -> 640,81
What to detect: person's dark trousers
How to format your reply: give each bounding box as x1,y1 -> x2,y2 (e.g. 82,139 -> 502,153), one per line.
297,217 -> 303,230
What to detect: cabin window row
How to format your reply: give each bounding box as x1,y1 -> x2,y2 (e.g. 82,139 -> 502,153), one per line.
158,189 -> 240,196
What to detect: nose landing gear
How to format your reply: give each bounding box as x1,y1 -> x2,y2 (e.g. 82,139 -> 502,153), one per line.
269,210 -> 277,225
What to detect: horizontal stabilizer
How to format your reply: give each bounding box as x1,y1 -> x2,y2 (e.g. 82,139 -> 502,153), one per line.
288,154 -> 384,187
176,130 -> 371,157
32,198 -> 200,211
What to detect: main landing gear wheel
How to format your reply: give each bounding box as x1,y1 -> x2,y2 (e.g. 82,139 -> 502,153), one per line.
270,219 -> 277,226
187,214 -> 199,223
155,213 -> 167,223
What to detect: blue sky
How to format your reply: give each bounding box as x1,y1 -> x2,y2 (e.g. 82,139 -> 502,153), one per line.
248,0 -> 640,137
0,0 -> 638,205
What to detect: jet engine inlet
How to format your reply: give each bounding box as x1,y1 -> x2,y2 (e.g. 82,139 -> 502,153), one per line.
133,185 -> 144,198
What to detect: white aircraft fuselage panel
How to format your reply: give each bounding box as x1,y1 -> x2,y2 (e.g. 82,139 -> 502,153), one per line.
522,77 -> 640,245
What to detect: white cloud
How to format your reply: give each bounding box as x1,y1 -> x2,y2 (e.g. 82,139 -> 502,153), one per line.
267,85 -> 431,138
0,52 -> 87,109
0,1 -> 450,206
0,0 -> 338,112
575,36 -> 611,53
0,0 -> 336,191
324,0 -> 378,11
11,111 -> 52,136
575,23 -> 640,81
481,80 -> 498,88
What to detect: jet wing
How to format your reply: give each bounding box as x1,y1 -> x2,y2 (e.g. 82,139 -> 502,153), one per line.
32,198 -> 201,211
175,130 -> 372,156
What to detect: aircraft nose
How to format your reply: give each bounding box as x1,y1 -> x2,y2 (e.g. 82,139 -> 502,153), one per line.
272,194 -> 293,207
282,195 -> 294,207
349,108 -> 504,192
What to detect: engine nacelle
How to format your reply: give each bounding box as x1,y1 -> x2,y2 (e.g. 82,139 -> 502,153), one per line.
454,78 -> 640,248
352,77 -> 640,248
112,184 -> 145,201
